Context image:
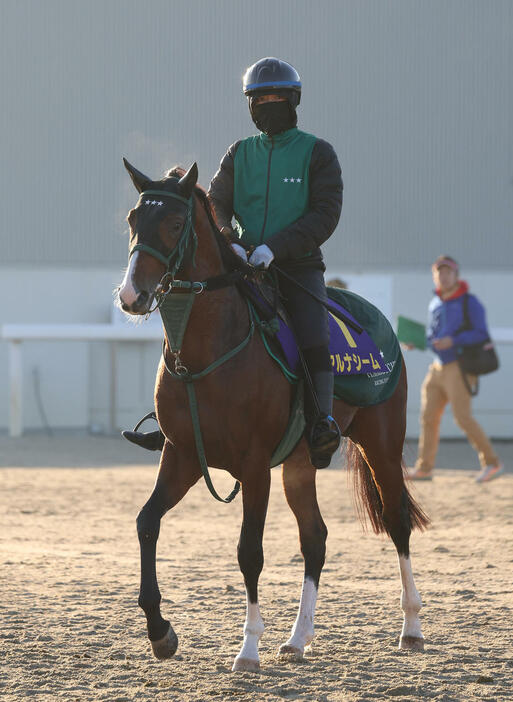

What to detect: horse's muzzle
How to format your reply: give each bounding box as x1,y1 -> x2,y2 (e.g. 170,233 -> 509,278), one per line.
120,290 -> 151,315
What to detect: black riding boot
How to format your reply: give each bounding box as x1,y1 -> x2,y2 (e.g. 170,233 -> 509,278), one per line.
303,346 -> 340,469
122,412 -> 165,452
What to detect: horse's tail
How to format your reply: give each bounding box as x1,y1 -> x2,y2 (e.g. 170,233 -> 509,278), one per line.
345,440 -> 430,535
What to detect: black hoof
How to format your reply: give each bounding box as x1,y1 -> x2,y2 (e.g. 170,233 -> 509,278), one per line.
150,625 -> 178,659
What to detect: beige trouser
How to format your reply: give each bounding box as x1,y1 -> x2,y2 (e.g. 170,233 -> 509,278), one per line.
415,361 -> 498,472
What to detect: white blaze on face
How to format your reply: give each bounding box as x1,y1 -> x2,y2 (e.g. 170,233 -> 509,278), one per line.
118,252 -> 140,307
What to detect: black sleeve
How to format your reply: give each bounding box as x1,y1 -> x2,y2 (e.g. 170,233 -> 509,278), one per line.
264,138 -> 343,262
207,141 -> 241,230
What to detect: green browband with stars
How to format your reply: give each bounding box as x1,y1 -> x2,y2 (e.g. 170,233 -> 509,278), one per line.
129,190 -> 197,274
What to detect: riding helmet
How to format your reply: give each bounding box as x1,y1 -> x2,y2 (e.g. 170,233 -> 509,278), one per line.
242,57 -> 301,108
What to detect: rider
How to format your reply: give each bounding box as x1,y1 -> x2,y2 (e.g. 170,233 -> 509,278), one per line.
123,57 -> 343,469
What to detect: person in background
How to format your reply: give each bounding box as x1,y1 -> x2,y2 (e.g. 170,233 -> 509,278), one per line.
407,255 -> 503,483
326,277 -> 348,289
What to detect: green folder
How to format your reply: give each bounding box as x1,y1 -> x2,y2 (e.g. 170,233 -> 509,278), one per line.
397,316 -> 427,350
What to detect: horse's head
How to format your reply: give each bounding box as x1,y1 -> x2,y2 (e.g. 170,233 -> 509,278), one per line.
117,159 -> 198,315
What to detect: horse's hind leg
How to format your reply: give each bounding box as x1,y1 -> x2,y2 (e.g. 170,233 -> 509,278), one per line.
232,461 -> 271,673
137,441 -> 200,660
278,447 -> 327,660
348,370 -> 428,651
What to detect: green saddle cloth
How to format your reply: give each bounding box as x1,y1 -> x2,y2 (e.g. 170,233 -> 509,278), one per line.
329,288 -> 402,407
267,288 -> 402,467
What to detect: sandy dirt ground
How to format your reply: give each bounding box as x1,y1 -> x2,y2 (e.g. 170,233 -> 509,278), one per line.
1,436 -> 512,701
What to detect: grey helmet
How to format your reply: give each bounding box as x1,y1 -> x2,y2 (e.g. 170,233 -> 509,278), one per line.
243,57 -> 301,108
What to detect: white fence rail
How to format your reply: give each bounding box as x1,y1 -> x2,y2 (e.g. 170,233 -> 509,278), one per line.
1,324 -> 163,437
1,324 -> 513,438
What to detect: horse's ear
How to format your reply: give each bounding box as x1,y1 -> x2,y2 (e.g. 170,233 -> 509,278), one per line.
123,157 -> 152,193
178,162 -> 198,199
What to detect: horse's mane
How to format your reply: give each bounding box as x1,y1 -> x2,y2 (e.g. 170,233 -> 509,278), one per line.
165,166 -> 249,274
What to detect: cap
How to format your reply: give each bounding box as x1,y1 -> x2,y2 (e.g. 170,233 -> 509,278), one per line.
432,255 -> 459,272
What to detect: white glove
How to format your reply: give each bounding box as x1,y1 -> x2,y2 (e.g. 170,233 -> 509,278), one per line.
249,244 -> 274,268
231,243 -> 248,262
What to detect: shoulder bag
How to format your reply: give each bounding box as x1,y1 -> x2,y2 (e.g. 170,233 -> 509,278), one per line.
456,294 -> 499,396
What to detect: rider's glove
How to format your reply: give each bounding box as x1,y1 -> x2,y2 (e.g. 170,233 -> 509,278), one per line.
231,243 -> 248,262
249,244 -> 274,268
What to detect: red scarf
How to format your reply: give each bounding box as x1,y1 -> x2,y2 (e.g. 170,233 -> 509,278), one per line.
435,280 -> 468,301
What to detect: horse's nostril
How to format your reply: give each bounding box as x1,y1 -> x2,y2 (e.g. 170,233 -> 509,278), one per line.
137,291 -> 149,305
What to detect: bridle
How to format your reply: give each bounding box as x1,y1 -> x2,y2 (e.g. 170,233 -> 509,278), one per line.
128,188 -> 198,313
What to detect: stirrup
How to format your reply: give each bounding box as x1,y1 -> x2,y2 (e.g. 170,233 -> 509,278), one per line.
133,411 -> 159,432
122,412 -> 165,452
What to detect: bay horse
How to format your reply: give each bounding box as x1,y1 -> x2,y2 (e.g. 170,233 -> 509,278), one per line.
117,159 -> 429,672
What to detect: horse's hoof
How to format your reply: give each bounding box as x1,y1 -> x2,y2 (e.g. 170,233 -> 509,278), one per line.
232,656 -> 260,673
278,644 -> 304,660
399,635 -> 424,651
150,625 -> 178,659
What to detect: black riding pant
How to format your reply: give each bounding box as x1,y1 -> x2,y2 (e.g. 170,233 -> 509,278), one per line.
278,266 -> 330,350
278,265 -> 333,423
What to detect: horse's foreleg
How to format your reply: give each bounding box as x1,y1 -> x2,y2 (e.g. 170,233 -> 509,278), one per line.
137,442 -> 200,660
232,466 -> 270,673
279,452 -> 327,660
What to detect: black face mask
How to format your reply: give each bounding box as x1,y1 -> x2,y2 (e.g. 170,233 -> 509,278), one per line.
251,101 -> 295,136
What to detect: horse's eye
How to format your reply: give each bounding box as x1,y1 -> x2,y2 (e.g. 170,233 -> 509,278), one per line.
173,221 -> 183,233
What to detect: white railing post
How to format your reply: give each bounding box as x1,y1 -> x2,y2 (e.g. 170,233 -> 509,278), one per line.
8,339 -> 23,437
1,323 -> 163,437
109,341 -> 118,434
